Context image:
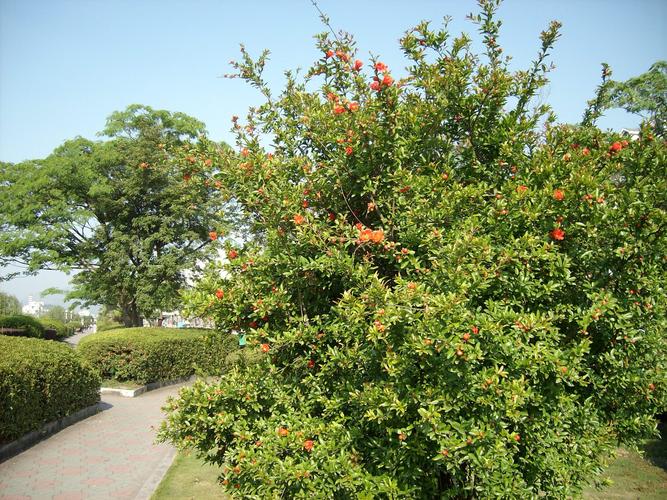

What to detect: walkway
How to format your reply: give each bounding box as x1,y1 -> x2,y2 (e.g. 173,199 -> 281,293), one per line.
64,328 -> 97,347
0,383 -> 185,500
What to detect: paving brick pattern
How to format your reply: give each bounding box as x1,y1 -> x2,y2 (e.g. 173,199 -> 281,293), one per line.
0,383 -> 185,499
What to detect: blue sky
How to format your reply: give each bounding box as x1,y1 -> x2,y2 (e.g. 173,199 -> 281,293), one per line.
1,0 -> 665,305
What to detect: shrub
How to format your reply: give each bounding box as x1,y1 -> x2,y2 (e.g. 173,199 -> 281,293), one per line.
0,336 -> 100,442
77,327 -> 238,384
159,3 -> 666,498
0,314 -> 45,339
39,318 -> 75,340
64,320 -> 83,334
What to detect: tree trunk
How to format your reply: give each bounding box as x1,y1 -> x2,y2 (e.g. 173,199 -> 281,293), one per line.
121,301 -> 143,327
437,471 -> 455,496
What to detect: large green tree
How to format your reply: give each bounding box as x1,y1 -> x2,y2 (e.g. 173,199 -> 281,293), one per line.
0,105 -> 225,326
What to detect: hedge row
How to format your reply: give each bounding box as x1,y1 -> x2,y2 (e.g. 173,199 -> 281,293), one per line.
77,328 -> 238,384
39,319 -> 79,340
0,315 -> 45,339
0,336 -> 100,443
0,315 -> 81,341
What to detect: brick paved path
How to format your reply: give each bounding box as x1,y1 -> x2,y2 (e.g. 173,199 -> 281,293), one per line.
0,383 -> 185,500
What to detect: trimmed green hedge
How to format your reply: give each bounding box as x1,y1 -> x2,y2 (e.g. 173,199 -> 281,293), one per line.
77,328 -> 238,384
0,315 -> 45,339
0,336 -> 100,442
39,319 -> 75,340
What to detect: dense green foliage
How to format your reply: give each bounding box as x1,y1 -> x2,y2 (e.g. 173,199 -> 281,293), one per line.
159,2 -> 667,498
39,318 -> 75,340
0,105 -> 226,326
0,336 -> 100,442
78,327 -> 238,384
0,292 -> 21,316
0,314 -> 46,338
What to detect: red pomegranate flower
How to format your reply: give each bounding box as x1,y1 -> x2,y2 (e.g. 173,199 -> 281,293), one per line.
328,212 -> 336,221
209,231 -> 218,241
370,81 -> 381,91
241,147 -> 249,157
215,289 -> 224,300
325,49 -> 333,58
228,249 -> 238,259
609,141 -> 623,153
303,439 -> 314,452
553,189 -> 565,201
375,62 -> 388,71
371,229 -> 384,243
261,343 -> 270,353
550,228 -> 565,241
347,101 -> 359,112
516,185 -> 528,193
307,359 -> 315,369
293,214 -> 305,225
278,427 -> 288,437
382,74 -> 394,86
333,105 -> 346,115
353,59 -> 363,71
335,50 -> 349,62
359,228 -> 372,242
345,146 -> 354,156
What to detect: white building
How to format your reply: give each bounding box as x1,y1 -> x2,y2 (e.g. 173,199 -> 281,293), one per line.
22,296 -> 45,316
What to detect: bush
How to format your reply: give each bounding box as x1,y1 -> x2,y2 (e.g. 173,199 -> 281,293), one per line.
65,320 -> 83,334
158,3 -> 667,498
0,336 -> 100,442
0,314 -> 45,339
39,318 -> 75,340
77,327 -> 238,384
223,346 -> 264,370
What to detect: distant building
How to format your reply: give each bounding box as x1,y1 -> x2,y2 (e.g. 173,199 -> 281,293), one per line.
621,129 -> 640,141
22,296 -> 45,316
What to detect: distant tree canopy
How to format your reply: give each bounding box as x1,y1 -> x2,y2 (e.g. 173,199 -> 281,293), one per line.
39,305 -> 67,323
585,61 -> 667,136
0,292 -> 21,316
0,105 -> 226,326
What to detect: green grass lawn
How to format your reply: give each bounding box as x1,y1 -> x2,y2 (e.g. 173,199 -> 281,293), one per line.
153,432 -> 666,499
151,452 -> 227,500
583,428 -> 667,499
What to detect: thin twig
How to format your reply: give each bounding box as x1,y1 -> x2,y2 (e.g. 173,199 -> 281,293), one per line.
308,0 -> 341,44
